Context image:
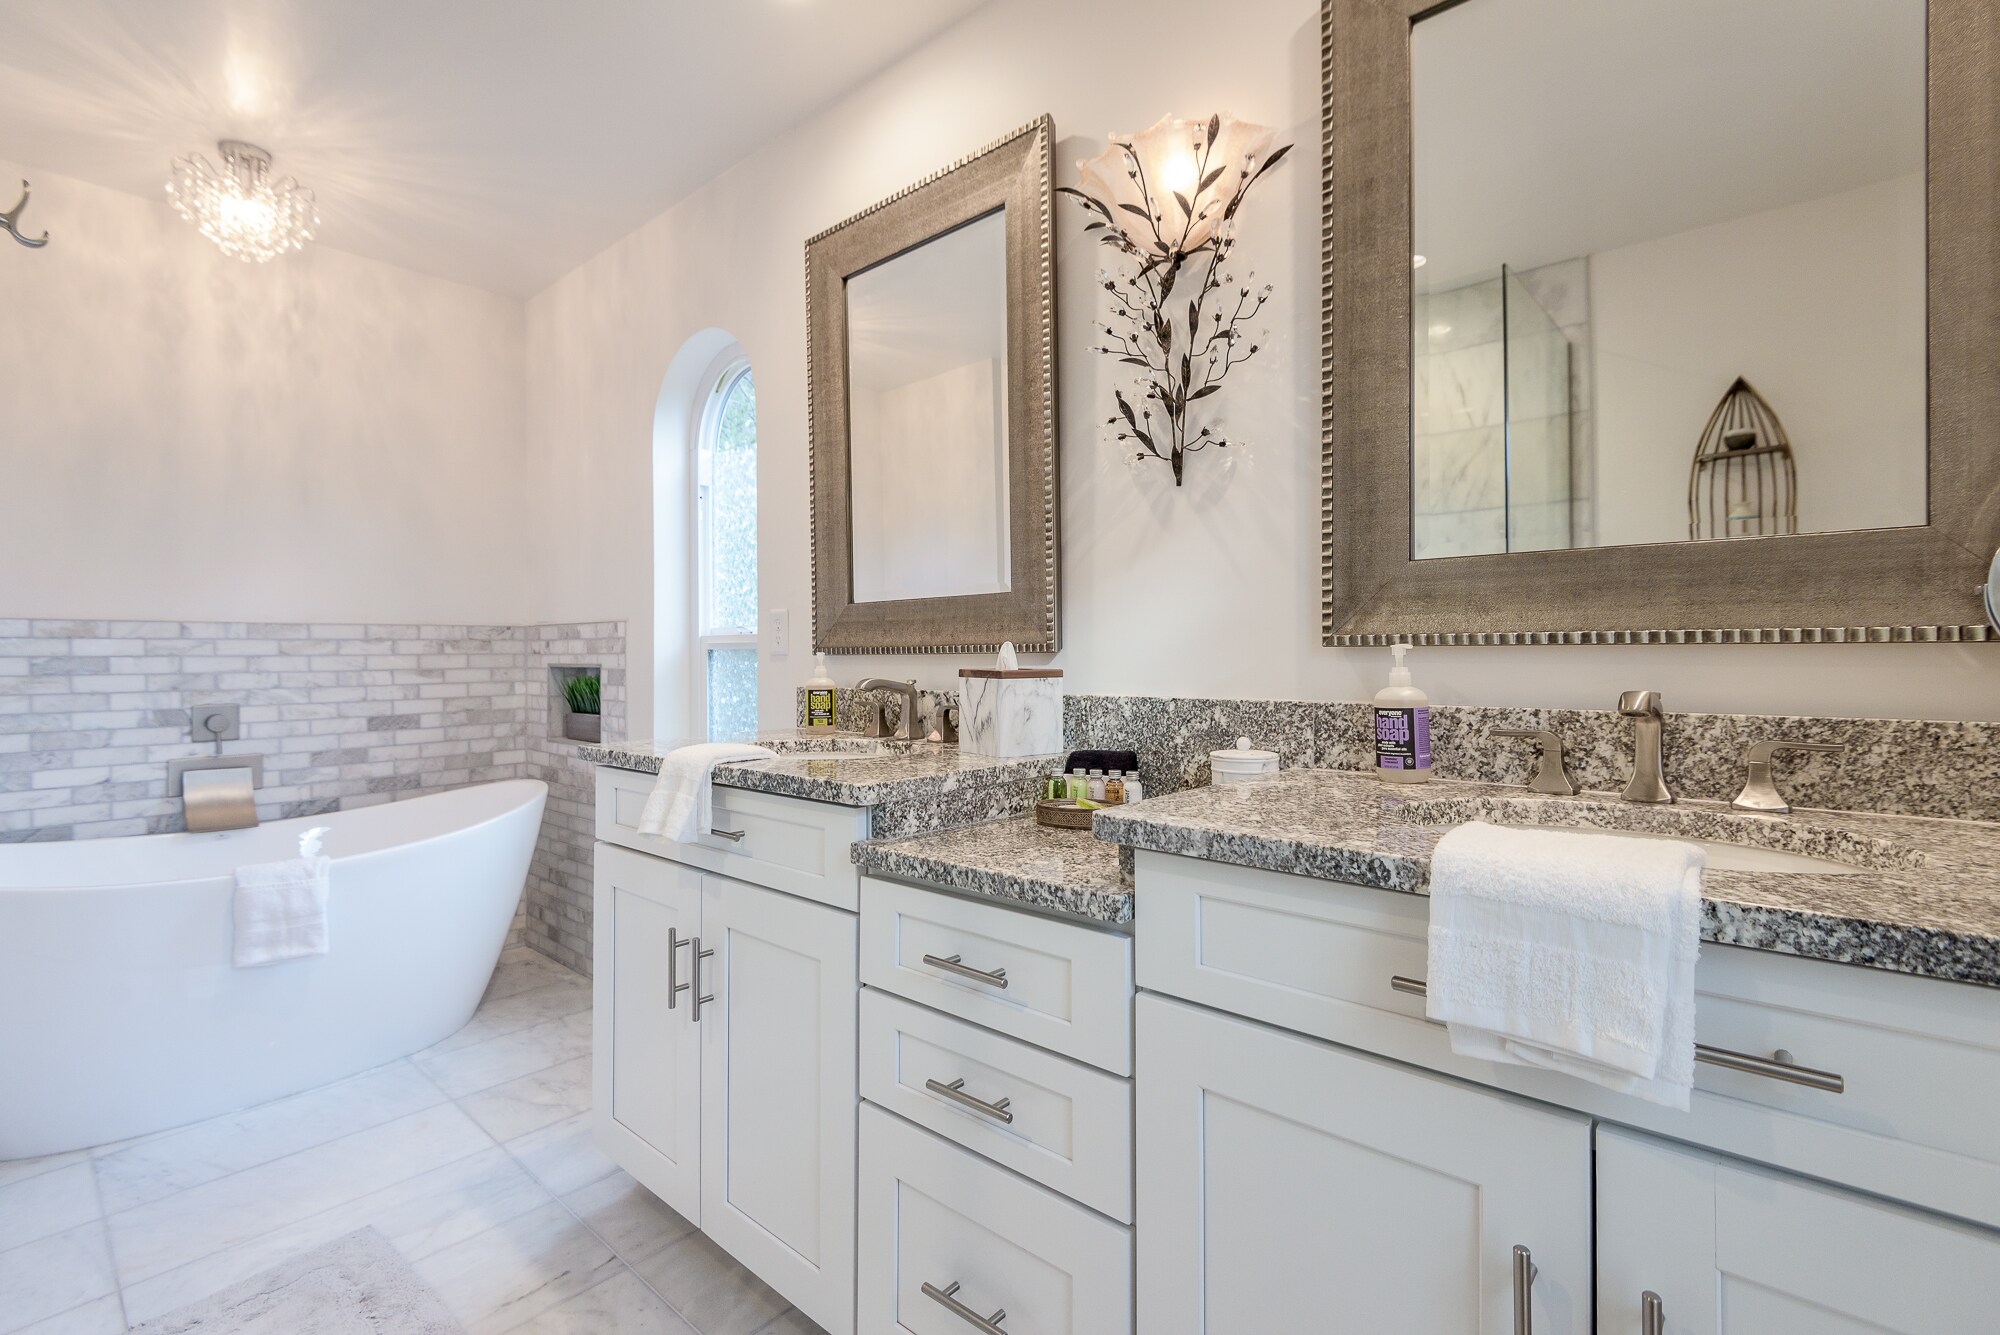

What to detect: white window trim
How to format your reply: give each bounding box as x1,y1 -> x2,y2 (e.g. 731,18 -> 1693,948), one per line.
692,353 -> 756,738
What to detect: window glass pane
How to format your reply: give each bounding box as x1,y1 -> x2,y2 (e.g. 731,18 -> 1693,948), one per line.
708,371 -> 759,633
706,646 -> 759,742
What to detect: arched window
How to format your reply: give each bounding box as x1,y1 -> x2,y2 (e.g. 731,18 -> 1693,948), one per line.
695,359 -> 758,739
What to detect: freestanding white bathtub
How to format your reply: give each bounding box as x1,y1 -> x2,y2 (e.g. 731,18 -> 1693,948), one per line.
0,778 -> 547,1160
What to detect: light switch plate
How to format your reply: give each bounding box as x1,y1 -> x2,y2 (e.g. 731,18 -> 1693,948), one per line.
766,609 -> 790,657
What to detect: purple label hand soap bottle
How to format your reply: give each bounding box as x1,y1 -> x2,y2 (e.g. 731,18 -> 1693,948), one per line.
1373,643 -> 1432,784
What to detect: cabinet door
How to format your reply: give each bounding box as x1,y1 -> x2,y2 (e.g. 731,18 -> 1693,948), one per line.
1598,1128 -> 2000,1334
1137,994 -> 1591,1335
699,873 -> 858,1335
591,843 -> 702,1222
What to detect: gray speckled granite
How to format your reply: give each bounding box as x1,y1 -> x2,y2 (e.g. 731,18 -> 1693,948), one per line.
582,733 -> 1057,840
854,815 -> 1133,926
1092,768 -> 2000,987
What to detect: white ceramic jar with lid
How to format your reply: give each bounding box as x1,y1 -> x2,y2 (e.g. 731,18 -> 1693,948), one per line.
1210,736 -> 1280,782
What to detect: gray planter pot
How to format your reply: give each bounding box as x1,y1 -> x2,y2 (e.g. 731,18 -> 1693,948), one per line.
563,712 -> 602,744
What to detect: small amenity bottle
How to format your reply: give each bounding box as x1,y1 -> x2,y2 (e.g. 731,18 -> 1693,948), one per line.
806,653 -> 838,729
1374,643 -> 1432,784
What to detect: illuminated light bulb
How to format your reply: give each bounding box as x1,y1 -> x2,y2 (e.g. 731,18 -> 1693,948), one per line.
168,140 -> 317,263
1159,150 -> 1200,196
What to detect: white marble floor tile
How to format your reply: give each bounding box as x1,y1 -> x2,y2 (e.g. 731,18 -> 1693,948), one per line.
484,952 -> 582,1003
411,1200 -> 621,1335
499,1267 -> 698,1334
0,1220 -> 119,1335
117,1146 -> 551,1326
560,1171 -> 694,1266
626,1230 -> 790,1335
414,1015 -> 592,1100
0,1150 -> 88,1192
503,1113 -> 620,1198
0,1163 -> 101,1253
428,980 -> 593,1058
459,1056 -> 593,1144
94,1060 -> 446,1213
752,1309 -> 831,1335
106,1101 -> 493,1285
8,1294 -> 126,1335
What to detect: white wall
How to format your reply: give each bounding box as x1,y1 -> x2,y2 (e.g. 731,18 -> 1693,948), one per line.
0,160 -> 529,624
508,0 -> 1997,735
1592,173 -> 1926,547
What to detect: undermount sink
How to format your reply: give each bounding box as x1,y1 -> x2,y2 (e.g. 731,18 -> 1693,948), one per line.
1536,825 -> 1865,876
1397,795 -> 1921,877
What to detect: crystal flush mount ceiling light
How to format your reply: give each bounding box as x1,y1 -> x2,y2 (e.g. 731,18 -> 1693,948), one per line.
167,140 -> 318,263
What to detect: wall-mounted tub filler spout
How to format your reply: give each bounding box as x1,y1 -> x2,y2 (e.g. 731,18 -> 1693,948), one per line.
167,754 -> 264,833
1617,690 -> 1674,804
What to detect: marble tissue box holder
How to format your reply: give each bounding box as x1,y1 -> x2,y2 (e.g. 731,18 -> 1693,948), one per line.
958,667 -> 1064,758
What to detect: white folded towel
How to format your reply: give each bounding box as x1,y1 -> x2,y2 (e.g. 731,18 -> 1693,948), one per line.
233,826 -> 332,968
1425,821 -> 1704,1109
637,743 -> 777,843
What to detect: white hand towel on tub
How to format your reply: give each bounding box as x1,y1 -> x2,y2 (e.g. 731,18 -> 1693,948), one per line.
638,743 -> 777,843
232,826 -> 332,968
1424,821 -> 1703,1109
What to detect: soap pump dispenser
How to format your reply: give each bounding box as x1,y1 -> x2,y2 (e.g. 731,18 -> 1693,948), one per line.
1373,643 -> 1432,784
806,653 -> 838,729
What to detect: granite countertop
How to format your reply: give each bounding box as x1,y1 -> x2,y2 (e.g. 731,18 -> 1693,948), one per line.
852,815 -> 1133,927
582,732 -> 1059,840
1091,768 -> 2000,987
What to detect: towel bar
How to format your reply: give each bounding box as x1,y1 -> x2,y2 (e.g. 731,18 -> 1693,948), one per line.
1388,975 -> 1845,1093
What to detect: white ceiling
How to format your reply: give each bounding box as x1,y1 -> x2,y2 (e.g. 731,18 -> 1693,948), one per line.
0,0 -> 987,296
1411,0 -> 1926,289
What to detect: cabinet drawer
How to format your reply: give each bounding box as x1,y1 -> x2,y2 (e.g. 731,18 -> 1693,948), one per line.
858,1105 -> 1132,1335
860,877 -> 1133,1074
595,765 -> 868,910
860,989 -> 1133,1222
1137,850 -> 2000,1226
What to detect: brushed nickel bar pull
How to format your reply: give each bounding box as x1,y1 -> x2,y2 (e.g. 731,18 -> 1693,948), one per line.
1642,1290 -> 1665,1335
1513,1244 -> 1537,1335
708,827 -> 746,842
924,1077 -> 1015,1125
921,1279 -> 1007,1334
921,952 -> 1010,989
1388,976 -> 1845,1093
690,937 -> 716,1021
666,928 -> 691,1010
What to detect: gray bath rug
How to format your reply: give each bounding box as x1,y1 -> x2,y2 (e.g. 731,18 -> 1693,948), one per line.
129,1227 -> 465,1334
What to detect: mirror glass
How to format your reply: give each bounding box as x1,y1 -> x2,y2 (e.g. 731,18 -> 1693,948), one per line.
1408,0 -> 1926,560
845,208 -> 1011,603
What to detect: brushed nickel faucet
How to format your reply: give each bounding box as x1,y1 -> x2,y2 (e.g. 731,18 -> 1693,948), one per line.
856,677 -> 925,742
1732,739 -> 1846,814
1492,728 -> 1578,795
1617,690 -> 1674,804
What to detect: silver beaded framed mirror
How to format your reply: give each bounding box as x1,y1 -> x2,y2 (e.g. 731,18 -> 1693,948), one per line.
1320,0 -> 2000,646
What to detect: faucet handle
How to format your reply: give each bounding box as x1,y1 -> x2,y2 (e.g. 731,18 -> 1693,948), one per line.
1492,729 -> 1579,796
1733,740 -> 1845,814
1617,690 -> 1664,716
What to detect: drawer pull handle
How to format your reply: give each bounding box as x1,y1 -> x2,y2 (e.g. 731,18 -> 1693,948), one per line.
1388,976 -> 1846,1094
708,827 -> 746,843
1513,1245 -> 1537,1335
1642,1290 -> 1665,1335
666,928 -> 691,1009
925,1076 -> 1015,1125
921,952 -> 1010,989
922,1279 -> 1007,1334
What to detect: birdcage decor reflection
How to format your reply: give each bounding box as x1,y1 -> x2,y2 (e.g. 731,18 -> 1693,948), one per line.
1688,376 -> 1797,540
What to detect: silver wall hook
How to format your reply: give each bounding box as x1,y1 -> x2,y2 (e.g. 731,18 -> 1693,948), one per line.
2,180 -> 49,248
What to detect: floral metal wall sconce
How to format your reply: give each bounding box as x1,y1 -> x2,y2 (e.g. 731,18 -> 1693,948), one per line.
1059,115 -> 1289,485
2,180 -> 49,249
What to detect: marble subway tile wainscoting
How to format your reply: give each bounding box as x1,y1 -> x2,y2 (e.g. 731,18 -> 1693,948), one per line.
0,947 -> 822,1335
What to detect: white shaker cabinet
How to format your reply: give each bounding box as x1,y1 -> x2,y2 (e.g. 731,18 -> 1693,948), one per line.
1136,993 -> 1592,1335
1597,1127 -> 2000,1334
593,840 -> 858,1335
698,871 -> 857,1333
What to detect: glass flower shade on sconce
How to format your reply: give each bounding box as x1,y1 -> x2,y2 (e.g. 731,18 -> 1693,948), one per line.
1059,114 -> 1290,485
167,141 -> 318,263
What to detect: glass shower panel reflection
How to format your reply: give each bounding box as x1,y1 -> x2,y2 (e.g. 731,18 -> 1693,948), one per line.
1411,267 -> 1572,558
1502,265 -> 1572,553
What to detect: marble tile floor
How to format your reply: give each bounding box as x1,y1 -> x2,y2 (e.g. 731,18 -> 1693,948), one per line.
0,947 -> 826,1335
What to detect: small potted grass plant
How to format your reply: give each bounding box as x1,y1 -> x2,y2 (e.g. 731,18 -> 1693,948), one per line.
562,673 -> 602,743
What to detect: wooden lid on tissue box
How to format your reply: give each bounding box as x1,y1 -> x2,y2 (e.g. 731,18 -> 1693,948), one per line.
957,667 -> 1063,678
